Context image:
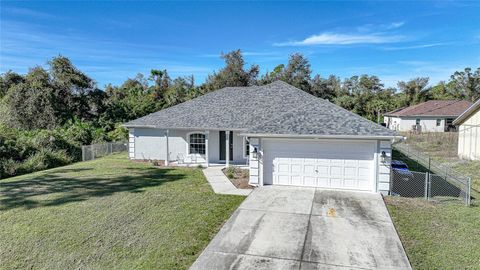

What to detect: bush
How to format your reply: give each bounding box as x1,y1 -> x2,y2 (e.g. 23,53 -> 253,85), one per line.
17,149 -> 72,175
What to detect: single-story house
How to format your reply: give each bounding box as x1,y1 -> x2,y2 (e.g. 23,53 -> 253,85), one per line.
383,100 -> 472,132
124,81 -> 402,194
453,99 -> 480,160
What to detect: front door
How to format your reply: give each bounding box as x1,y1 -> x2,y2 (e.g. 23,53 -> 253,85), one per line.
219,131 -> 233,161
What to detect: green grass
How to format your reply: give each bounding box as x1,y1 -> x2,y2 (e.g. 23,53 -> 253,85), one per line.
0,153 -> 245,269
401,132 -> 480,192
385,197 -> 480,270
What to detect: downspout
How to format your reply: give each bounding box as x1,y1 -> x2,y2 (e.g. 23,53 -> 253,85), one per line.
165,129 -> 169,166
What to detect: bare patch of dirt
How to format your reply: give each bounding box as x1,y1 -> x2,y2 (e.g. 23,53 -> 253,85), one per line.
222,167 -> 253,189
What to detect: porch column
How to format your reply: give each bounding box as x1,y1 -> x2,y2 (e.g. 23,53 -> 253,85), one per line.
205,130 -> 209,167
165,129 -> 169,166
225,130 -> 230,167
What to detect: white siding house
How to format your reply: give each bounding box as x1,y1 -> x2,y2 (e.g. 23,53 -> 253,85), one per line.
124,81 -> 401,194
454,99 -> 480,160
384,100 -> 472,132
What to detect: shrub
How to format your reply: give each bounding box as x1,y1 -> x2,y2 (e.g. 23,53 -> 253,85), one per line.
18,149 -> 72,175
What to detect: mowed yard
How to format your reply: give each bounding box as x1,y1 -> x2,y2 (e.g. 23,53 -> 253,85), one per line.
387,132 -> 480,269
401,132 -> 480,191
0,153 -> 245,269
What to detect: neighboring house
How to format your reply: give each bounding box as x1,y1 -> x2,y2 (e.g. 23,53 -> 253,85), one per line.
124,81 -> 401,194
453,99 -> 480,160
383,100 -> 472,132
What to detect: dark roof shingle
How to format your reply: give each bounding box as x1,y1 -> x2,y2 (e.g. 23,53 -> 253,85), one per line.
385,100 -> 472,117
124,81 -> 397,137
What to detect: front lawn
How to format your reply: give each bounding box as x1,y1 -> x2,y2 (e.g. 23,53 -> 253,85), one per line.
0,153 -> 245,269
385,197 -> 480,269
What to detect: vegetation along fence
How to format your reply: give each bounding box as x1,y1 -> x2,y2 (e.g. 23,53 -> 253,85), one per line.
392,143 -> 471,205
81,142 -> 127,161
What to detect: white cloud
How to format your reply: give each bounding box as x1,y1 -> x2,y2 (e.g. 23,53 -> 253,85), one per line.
384,43 -> 446,50
387,21 -> 405,29
3,7 -> 59,19
274,32 -> 405,46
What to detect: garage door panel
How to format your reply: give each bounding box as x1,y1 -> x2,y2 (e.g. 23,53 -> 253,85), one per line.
358,167 -> 370,177
304,164 -> 316,174
317,177 -> 329,187
277,175 -> 290,185
344,179 -> 358,188
278,164 -> 290,173
265,140 -> 375,191
330,178 -> 343,188
291,175 -> 302,186
358,160 -> 371,167
330,166 -> 343,176
291,164 -> 302,174
304,176 -> 316,187
344,167 -> 357,177
317,166 -> 329,174
330,159 -> 344,165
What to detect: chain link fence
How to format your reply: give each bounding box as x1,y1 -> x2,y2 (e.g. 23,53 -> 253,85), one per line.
392,143 -> 472,205
81,142 -> 127,161
391,170 -> 471,205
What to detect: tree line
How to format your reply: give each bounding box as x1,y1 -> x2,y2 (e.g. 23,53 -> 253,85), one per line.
1,50 -> 479,178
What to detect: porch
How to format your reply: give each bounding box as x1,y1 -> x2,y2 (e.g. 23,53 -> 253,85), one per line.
162,129 -> 250,167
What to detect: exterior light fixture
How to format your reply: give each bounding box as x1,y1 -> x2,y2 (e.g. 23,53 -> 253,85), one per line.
252,147 -> 258,159
381,151 -> 387,163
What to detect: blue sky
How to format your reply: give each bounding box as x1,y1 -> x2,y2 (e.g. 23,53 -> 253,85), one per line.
1,1 -> 479,88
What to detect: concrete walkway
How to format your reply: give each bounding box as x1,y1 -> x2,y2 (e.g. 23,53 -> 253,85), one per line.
203,167 -> 252,196
191,186 -> 411,270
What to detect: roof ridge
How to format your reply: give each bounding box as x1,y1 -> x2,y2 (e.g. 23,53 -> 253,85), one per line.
248,96 -> 393,134
248,97 -> 321,130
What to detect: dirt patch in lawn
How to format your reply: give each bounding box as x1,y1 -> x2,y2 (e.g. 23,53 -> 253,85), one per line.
222,167 -> 253,189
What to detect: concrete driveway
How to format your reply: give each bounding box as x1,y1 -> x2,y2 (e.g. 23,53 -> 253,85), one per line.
190,186 -> 411,270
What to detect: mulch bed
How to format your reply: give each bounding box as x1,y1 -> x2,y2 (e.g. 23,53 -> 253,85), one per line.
222,168 -> 253,189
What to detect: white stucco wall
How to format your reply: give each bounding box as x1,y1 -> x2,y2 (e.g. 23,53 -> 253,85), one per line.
131,128 -> 247,164
458,109 -> 480,160
377,140 -> 392,195
385,116 -> 448,132
249,137 -> 391,194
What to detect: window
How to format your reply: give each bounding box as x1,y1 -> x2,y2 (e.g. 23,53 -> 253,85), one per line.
416,118 -> 420,125
188,133 -> 205,155
243,138 -> 250,158
436,119 -> 441,126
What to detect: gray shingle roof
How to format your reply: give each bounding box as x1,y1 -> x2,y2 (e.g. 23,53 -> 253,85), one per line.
124,81 -> 397,137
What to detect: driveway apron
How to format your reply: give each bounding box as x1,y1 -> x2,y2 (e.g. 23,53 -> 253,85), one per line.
190,186 -> 411,270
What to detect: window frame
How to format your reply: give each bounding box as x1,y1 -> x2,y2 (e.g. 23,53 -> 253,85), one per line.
415,118 -> 421,125
436,119 -> 442,126
187,132 -> 206,155
243,137 -> 250,159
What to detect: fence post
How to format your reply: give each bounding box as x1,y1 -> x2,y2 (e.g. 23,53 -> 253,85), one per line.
424,172 -> 429,200
91,144 -> 94,160
467,177 -> 471,206
428,172 -> 433,201
82,145 -> 85,161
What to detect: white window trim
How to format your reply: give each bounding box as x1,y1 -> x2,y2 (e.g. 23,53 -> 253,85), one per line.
186,131 -> 206,155
243,137 -> 250,159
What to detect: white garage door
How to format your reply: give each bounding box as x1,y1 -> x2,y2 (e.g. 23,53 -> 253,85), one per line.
263,140 -> 376,191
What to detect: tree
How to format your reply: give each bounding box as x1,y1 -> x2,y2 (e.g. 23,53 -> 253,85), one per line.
259,64 -> 285,85
397,77 -> 430,106
49,56 -> 97,122
3,67 -> 57,129
450,67 -> 480,102
204,50 -> 259,90
310,75 -> 340,100
0,71 -> 25,98
280,53 -> 312,92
